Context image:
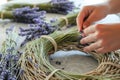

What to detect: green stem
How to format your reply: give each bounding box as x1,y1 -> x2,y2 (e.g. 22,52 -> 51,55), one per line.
51,12 -> 78,28
2,2 -> 56,12
0,10 -> 14,19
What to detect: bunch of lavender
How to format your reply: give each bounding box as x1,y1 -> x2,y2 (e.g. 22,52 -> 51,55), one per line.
0,52 -> 21,80
0,27 -> 22,80
13,6 -> 46,23
19,18 -> 58,46
50,0 -> 75,14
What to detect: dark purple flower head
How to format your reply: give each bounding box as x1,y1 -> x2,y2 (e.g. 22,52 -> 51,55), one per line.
51,0 -> 75,14
19,20 -> 57,46
13,7 -> 46,23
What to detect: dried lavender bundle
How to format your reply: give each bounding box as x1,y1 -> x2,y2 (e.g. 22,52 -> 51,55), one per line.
16,6 -> 78,46
13,6 -> 46,23
0,27 -> 22,80
1,0 -> 75,15
50,0 -> 75,14
18,27 -> 80,80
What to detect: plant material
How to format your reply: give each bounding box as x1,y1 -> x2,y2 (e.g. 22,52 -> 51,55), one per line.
16,6 -> 58,46
19,20 -> 57,46
1,0 -> 75,14
0,8 -> 77,26
18,27 -> 80,80
14,6 -> 77,46
18,27 -> 120,80
0,27 -> 22,80
0,5 -> 77,46
50,0 -> 75,14
13,6 -> 46,23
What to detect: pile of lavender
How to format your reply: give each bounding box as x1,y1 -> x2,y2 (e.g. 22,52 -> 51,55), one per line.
13,0 -> 75,46
50,0 -> 75,14
0,27 -> 22,80
16,7 -> 58,46
19,21 -> 57,46
13,7 -> 46,23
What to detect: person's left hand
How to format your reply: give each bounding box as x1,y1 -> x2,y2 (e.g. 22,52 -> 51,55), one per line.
80,23 -> 120,53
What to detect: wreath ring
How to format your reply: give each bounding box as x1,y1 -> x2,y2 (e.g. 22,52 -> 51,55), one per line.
18,27 -> 120,80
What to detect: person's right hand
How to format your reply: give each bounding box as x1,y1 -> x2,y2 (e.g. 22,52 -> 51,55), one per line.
76,4 -> 110,31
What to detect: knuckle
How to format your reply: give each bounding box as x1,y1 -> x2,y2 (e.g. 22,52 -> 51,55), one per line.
94,32 -> 101,39
82,6 -> 91,12
96,47 -> 106,53
100,39 -> 109,47
95,24 -> 104,31
80,38 -> 85,44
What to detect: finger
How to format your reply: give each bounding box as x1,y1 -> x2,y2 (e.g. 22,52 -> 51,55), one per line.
83,40 -> 101,52
83,10 -> 99,29
80,33 -> 97,44
83,25 -> 96,36
95,47 -> 106,53
76,12 -> 84,31
76,9 -> 87,31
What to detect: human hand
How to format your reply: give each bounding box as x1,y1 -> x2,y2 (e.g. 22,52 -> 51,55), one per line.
76,4 -> 110,31
80,23 -> 120,53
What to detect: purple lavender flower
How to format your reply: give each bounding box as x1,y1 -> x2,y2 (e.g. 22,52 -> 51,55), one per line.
0,27 -> 22,80
51,0 -> 75,14
19,20 -> 57,46
13,7 -> 58,46
13,7 -> 46,23
0,52 -> 21,80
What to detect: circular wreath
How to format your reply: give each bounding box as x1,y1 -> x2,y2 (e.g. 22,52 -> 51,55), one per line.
18,27 -> 120,80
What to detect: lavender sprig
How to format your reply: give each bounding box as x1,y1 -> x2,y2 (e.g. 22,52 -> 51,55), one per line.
50,0 -> 75,14
13,6 -> 46,23
0,27 -> 22,80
